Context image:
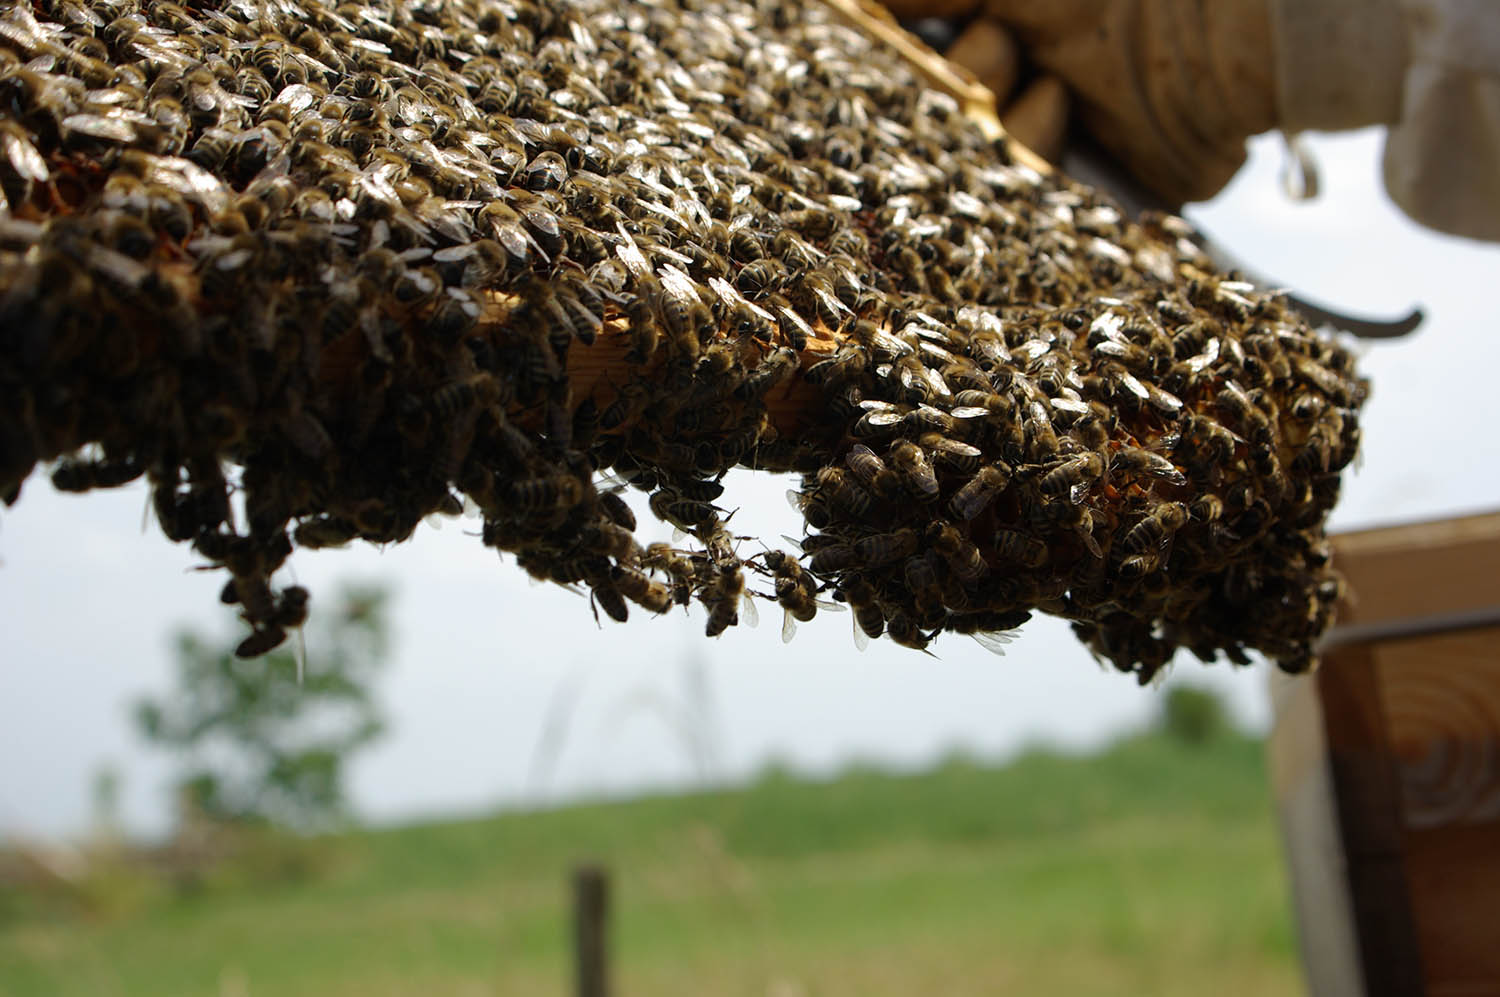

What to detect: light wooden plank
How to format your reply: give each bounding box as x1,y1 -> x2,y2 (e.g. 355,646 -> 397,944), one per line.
1331,510 -> 1500,631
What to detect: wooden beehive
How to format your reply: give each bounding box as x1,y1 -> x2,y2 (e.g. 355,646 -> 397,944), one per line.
1269,510 -> 1500,997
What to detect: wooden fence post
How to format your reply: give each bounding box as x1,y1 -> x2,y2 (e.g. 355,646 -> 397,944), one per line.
573,863 -> 611,997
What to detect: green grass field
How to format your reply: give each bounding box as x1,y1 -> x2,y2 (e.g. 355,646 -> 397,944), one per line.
0,732 -> 1302,996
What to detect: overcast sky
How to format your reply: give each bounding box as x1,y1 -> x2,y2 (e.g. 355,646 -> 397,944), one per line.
3,128 -> 1498,841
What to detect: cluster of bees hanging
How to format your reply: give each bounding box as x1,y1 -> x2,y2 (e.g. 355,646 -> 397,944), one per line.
0,0 -> 1366,679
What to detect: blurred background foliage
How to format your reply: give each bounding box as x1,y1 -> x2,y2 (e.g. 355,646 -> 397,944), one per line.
134,583 -> 391,832
0,676 -> 1299,996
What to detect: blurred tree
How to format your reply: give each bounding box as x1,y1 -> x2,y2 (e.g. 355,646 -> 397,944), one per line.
136,583 -> 391,831
1159,684 -> 1230,746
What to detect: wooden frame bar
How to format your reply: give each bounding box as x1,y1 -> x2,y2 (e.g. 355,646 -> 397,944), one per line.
1270,510 -> 1500,996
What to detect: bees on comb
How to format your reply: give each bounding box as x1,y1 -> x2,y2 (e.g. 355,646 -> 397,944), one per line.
0,0 -> 1364,677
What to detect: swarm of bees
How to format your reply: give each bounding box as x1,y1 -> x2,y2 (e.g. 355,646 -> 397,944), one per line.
0,0 -> 1365,679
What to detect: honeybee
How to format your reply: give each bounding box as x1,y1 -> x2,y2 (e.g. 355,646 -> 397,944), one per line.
780,208 -> 836,240
1180,411 -> 1243,470
991,528 -> 1048,569
510,474 -> 585,511
887,441 -> 939,503
235,624 -> 289,659
726,220 -> 764,262
597,489 -> 636,532
653,266 -> 709,363
784,487 -> 833,530
590,580 -> 630,624
808,542 -> 860,576
1039,453 -> 1103,504
1289,392 -> 1325,424
1109,447 -> 1187,487
900,553 -> 945,622
854,528 -> 919,568
1023,401 -> 1060,461
844,444 -> 899,500
851,401 -> 906,442
885,613 -> 934,653
294,515 -> 359,549
735,258 -> 786,298
613,565 -> 672,614
814,467 -> 874,517
773,300 -> 816,350
758,548 -> 838,643
1122,503 -> 1188,560
1117,551 -> 1162,584
827,226 -> 869,257
919,433 -> 984,473
928,523 -> 988,584
702,563 -> 755,637
805,346 -> 868,387
736,347 -> 798,401
1216,380 -> 1273,444
478,201 -> 543,269
650,487 -> 719,533
948,465 -> 1009,521
599,379 -> 652,431
797,274 -> 851,331
576,517 -> 635,561
838,575 -> 885,651
708,276 -> 777,342
50,453 -> 143,493
633,542 -> 688,598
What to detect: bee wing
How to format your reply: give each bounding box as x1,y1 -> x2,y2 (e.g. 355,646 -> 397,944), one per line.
707,275 -> 741,307
657,263 -> 702,305
61,113 -> 138,144
1185,337 -> 1221,373
1050,397 -> 1091,417
968,631 -> 1011,657
150,156 -> 231,215
740,592 -> 759,628
870,329 -> 914,358
719,277 -> 778,325
1145,453 -> 1188,486
1014,338 -> 1052,363
432,243 -> 478,263
613,222 -> 651,277
636,196 -> 690,230
291,622 -> 308,685
781,608 -> 798,644
1147,384 -> 1183,415
1118,370 -> 1150,401
1,128 -> 48,183
811,284 -> 851,320
776,304 -> 816,344
87,244 -> 149,287
852,612 -> 869,652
